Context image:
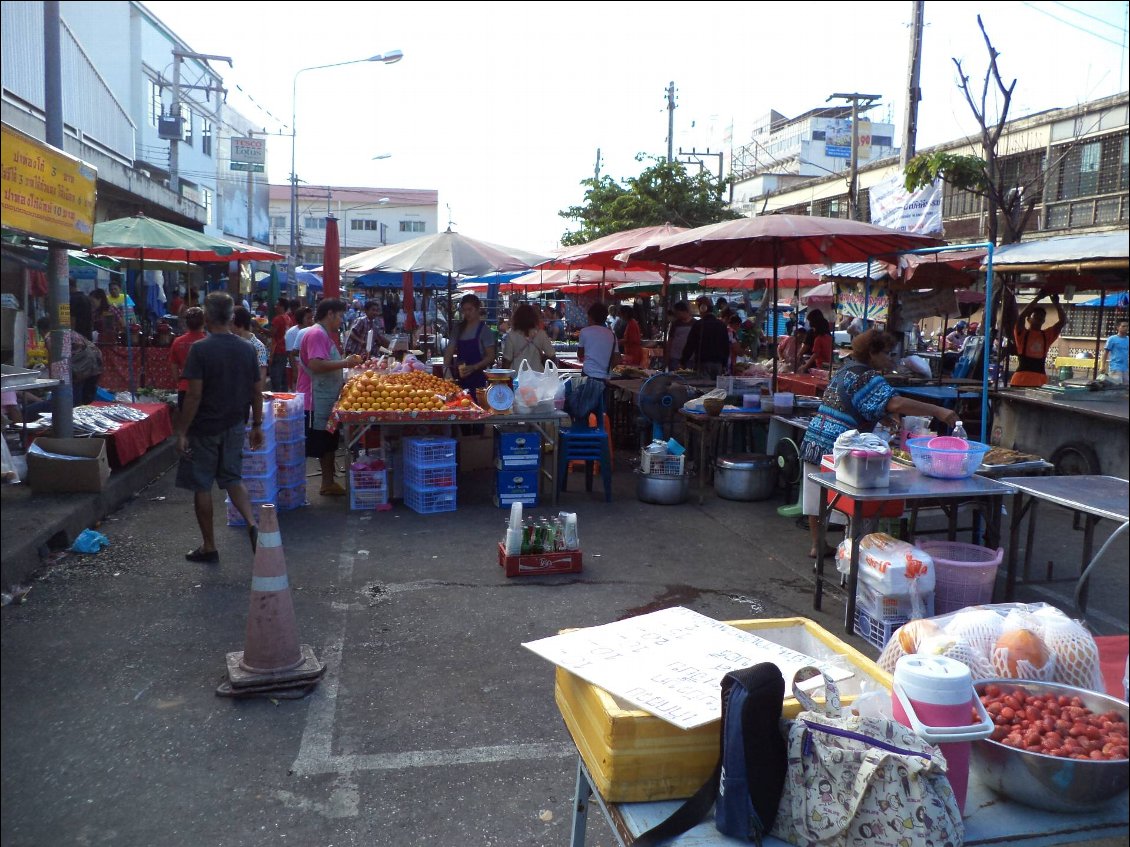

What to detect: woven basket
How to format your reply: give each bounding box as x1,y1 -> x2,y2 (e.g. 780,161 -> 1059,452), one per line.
703,397 -> 725,416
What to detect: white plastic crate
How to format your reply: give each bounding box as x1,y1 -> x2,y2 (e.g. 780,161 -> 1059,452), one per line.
275,437 -> 305,466
242,469 -> 278,502
640,452 -> 685,477
855,578 -> 934,621
275,416 -> 304,442
276,482 -> 307,511
241,445 -> 277,477
225,497 -> 270,527
269,392 -> 304,420
277,460 -> 306,489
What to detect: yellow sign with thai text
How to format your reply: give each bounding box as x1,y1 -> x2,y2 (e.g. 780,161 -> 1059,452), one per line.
1,123 -> 97,246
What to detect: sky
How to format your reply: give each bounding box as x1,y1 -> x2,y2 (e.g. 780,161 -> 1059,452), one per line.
144,1 -> 1129,255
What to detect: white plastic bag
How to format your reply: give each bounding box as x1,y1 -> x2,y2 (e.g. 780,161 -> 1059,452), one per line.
514,359 -> 561,413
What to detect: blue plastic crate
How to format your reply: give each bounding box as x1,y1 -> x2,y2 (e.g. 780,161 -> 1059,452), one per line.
404,483 -> 457,515
404,463 -> 457,489
403,437 -> 457,469
852,606 -> 909,652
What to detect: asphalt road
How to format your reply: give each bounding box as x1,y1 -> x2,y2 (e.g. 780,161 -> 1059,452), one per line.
2,458 -> 1126,846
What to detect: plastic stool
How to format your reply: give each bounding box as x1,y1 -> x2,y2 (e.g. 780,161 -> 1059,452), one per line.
559,413 -> 612,502
569,413 -> 612,474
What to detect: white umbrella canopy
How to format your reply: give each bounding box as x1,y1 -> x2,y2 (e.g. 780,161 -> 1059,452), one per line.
339,228 -> 549,277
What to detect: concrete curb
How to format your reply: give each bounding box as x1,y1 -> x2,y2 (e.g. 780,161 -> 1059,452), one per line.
0,437 -> 179,587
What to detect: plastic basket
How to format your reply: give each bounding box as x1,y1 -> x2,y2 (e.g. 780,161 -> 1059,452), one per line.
225,497 -> 270,527
242,469 -> 278,502
640,453 -> 685,477
403,437 -> 457,469
241,415 -> 275,452
276,482 -> 307,511
404,483 -> 457,514
275,416 -> 305,443
404,463 -> 458,490
270,392 -> 304,420
276,437 -> 305,466
853,606 -> 909,652
855,579 -> 935,622
241,445 -> 277,477
906,437 -> 991,479
277,460 -> 307,489
917,540 -> 1003,614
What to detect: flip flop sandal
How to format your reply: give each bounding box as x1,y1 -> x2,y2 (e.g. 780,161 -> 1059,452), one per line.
185,547 -> 220,564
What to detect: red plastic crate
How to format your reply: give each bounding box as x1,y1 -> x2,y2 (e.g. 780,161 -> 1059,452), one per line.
497,542 -> 582,578
820,455 -> 904,519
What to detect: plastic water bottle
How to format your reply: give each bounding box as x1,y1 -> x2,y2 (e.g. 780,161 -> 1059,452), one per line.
952,420 -> 968,440
872,423 -> 892,444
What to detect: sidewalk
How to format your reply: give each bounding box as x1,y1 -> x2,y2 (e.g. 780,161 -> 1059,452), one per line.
0,436 -> 178,588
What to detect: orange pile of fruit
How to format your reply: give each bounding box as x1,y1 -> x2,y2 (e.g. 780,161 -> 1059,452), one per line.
338,370 -> 458,413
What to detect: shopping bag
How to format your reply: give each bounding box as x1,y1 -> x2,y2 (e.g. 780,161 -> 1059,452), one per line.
771,668 -> 963,847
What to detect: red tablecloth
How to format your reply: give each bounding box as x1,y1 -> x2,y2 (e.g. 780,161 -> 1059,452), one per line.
91,402 -> 173,467
776,372 -> 830,397
98,345 -> 177,392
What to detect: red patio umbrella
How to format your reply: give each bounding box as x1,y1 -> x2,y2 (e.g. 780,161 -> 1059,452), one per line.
323,216 -> 341,300
402,272 -> 417,332
627,214 -> 944,384
699,265 -> 820,290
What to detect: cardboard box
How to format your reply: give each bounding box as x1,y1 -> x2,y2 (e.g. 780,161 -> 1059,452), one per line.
27,437 -> 112,493
497,542 -> 581,577
493,492 -> 539,508
496,468 -> 538,497
554,617 -> 891,803
495,430 -> 541,467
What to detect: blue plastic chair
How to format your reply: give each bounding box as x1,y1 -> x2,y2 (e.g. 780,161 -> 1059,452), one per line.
558,390 -> 612,501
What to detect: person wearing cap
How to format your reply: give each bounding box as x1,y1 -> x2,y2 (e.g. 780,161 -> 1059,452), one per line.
944,321 -> 969,353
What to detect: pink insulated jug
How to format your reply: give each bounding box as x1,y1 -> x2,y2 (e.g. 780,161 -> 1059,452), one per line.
892,654 -> 993,815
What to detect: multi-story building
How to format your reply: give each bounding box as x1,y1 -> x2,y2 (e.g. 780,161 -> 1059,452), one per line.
733,92 -> 1128,241
2,0 -> 270,244
268,185 -> 439,266
730,106 -> 897,215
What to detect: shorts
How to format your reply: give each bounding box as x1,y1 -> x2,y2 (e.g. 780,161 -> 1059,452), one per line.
801,461 -> 846,525
305,411 -> 340,458
175,422 -> 244,492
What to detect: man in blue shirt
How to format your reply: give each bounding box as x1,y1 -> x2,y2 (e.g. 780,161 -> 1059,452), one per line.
1104,319 -> 1128,384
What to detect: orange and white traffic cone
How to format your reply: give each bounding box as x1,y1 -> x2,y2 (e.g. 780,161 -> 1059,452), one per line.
217,504 -> 325,698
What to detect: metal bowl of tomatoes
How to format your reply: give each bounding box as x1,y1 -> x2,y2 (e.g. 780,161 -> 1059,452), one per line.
972,679 -> 1129,812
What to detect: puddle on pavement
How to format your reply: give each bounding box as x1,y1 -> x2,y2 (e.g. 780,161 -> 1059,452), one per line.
618,585 -> 706,619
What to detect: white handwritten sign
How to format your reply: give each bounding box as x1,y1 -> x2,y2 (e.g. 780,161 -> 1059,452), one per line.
524,607 -> 853,730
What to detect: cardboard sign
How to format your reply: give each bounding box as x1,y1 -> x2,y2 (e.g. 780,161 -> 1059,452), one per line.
524,607 -> 853,729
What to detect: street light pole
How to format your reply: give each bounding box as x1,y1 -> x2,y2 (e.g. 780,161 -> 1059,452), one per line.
289,51 -> 403,298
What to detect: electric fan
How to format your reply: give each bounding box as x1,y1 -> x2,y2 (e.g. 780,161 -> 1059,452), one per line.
774,436 -> 804,518
637,374 -> 694,441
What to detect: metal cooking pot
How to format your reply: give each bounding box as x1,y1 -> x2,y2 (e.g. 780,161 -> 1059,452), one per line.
635,469 -> 690,505
714,454 -> 777,501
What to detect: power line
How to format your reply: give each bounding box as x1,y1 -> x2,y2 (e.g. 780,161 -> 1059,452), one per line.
1020,1 -> 1127,46
1048,0 -> 1126,31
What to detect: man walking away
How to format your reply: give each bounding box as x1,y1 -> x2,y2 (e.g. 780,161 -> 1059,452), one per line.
269,297 -> 291,391
174,293 -> 264,563
681,295 -> 731,378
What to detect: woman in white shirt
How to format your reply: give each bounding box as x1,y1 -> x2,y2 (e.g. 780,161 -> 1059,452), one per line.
578,301 -> 621,380
501,302 -> 557,372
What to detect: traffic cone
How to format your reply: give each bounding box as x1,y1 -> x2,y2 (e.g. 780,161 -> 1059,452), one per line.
217,504 -> 324,698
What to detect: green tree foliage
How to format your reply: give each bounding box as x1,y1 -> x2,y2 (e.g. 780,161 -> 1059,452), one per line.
904,151 -> 988,194
559,156 -> 739,247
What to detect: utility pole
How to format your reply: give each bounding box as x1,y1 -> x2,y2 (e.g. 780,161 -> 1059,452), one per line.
43,0 -> 71,436
594,148 -> 602,181
666,81 -> 676,163
678,147 -> 725,197
828,92 -> 881,220
168,50 -> 232,197
901,0 -> 925,169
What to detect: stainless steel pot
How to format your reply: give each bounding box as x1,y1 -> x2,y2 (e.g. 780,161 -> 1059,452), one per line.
635,469 -> 690,505
714,454 -> 777,501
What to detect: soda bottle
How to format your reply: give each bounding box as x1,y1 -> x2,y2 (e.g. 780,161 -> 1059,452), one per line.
952,420 -> 968,440
521,521 -> 533,555
543,522 -> 556,553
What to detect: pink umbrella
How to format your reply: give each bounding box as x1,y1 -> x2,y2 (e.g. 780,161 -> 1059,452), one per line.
699,265 -> 820,290
323,216 -> 341,300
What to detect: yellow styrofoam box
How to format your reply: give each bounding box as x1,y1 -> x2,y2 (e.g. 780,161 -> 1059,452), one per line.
554,616 -> 892,803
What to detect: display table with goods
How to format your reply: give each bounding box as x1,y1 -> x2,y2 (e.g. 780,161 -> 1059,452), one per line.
553,608 -> 1128,847
97,344 -> 177,392
677,406 -> 774,504
810,465 -> 1014,635
81,402 -> 172,467
999,474 -> 1129,615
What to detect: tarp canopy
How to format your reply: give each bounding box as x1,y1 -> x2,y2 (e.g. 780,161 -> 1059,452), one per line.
990,232 -> 1129,271
1078,291 -> 1129,308
352,270 -> 449,289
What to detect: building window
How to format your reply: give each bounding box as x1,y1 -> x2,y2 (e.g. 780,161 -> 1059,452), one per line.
201,186 -> 213,226
304,217 -> 327,230
944,186 -> 980,218
270,215 -> 287,229
399,220 -> 426,233
351,219 -> 379,231
180,104 -> 192,145
148,79 -> 162,128
871,135 -> 893,147
811,130 -> 825,141
1053,133 -> 1126,201
201,118 -> 212,156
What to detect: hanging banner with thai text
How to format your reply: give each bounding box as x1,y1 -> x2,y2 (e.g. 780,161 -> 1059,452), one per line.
869,173 -> 943,235
1,123 -> 97,246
